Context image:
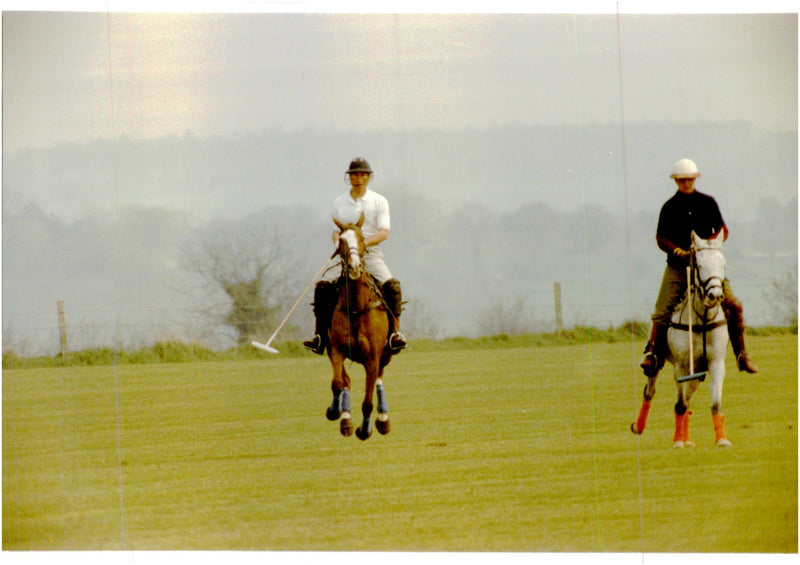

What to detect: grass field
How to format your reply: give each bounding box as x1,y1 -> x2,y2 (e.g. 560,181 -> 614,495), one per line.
3,335 -> 797,552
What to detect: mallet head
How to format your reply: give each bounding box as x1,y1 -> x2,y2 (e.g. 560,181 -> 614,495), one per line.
251,341 -> 279,354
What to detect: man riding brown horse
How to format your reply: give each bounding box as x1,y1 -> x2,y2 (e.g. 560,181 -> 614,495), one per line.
303,157 -> 407,355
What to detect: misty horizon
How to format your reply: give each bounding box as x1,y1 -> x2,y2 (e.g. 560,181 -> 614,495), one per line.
3,121 -> 796,356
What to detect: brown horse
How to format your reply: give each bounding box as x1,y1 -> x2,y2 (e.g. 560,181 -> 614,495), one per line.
325,215 -> 393,440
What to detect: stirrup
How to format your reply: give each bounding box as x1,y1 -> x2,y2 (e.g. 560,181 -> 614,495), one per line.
389,332 -> 407,353
302,335 -> 325,355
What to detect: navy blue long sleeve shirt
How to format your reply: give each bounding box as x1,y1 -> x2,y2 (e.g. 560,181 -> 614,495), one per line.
656,189 -> 728,268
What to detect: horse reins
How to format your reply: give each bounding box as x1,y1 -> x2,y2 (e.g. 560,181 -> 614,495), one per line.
335,231 -> 397,322
335,230 -> 396,364
671,250 -> 726,363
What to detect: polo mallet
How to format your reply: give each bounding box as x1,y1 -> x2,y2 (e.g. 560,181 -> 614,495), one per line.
251,256 -> 334,354
677,263 -> 708,383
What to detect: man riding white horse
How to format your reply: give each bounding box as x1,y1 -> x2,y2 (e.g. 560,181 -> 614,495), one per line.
640,158 -> 758,377
303,157 -> 408,355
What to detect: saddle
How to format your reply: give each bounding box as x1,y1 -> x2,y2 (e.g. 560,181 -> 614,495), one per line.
332,274 -> 387,318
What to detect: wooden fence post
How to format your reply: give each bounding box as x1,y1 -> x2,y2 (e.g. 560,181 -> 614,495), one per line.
57,300 -> 68,355
553,283 -> 564,337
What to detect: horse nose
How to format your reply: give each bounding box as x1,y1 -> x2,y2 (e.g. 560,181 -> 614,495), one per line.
347,258 -> 361,279
706,286 -> 723,304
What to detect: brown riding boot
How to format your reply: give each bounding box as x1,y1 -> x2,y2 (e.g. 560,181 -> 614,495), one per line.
640,323 -> 669,377
723,298 -> 758,373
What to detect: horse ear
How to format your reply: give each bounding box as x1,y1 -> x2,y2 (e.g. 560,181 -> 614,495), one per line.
332,216 -> 344,231
357,212 -> 365,228
690,230 -> 700,248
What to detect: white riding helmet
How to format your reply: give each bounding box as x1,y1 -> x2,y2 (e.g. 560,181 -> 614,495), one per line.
671,158 -> 701,179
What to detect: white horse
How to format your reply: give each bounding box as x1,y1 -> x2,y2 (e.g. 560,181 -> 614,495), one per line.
633,230 -> 732,447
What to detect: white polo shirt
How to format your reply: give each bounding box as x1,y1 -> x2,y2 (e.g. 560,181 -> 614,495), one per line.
331,189 -> 391,243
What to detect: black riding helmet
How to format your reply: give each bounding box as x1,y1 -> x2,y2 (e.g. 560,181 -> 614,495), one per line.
347,157 -> 372,174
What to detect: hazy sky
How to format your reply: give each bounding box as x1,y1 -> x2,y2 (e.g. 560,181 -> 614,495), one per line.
3,4 -> 797,155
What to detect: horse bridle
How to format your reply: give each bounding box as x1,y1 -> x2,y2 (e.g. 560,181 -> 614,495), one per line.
682,246 -> 726,365
338,228 -> 365,279
335,227 -> 387,318
690,246 -> 724,303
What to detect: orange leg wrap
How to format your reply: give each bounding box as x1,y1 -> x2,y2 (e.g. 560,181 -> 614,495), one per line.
634,400 -> 651,434
673,412 -> 688,443
682,411 -> 692,444
713,413 -> 728,443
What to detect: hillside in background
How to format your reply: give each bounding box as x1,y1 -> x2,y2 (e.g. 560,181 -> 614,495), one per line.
3,122 -> 797,355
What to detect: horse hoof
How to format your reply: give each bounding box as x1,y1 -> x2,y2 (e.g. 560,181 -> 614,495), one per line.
716,439 -> 732,447
340,418 -> 353,437
355,426 -> 372,441
673,441 -> 685,449
376,418 -> 391,435
326,407 -> 340,421
630,422 -> 643,435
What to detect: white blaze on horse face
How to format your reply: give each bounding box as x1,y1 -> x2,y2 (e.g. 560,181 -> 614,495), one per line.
339,229 -> 361,277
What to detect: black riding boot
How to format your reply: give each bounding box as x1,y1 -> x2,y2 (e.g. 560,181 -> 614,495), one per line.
640,323 -> 669,377
382,278 -> 408,353
303,280 -> 336,355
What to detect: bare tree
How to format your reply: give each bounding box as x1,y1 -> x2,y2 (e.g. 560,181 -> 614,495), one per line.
179,221 -> 301,346
402,298 -> 442,340
476,296 -> 539,336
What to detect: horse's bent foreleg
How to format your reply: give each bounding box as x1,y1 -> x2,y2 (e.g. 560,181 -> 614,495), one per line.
356,363 -> 378,441
326,381 -> 342,421
328,351 -> 353,436
355,400 -> 373,441
631,376 -> 658,434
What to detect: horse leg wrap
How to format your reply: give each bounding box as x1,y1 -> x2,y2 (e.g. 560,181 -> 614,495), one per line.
339,388 -> 351,418
673,411 -> 693,446
633,400 -> 651,434
339,389 -> 353,437
713,413 -> 730,446
376,379 -> 389,418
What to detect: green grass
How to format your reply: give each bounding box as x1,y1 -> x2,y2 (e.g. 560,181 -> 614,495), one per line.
3,335 -> 796,551
1,320 -> 658,369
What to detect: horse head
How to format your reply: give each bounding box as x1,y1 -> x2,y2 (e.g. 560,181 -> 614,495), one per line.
333,214 -> 366,281
691,230 -> 726,308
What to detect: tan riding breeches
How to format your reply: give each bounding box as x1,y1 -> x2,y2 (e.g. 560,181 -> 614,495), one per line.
651,264 -> 736,326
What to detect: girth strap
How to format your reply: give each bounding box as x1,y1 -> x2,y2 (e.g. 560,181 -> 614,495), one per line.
670,319 -> 727,333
